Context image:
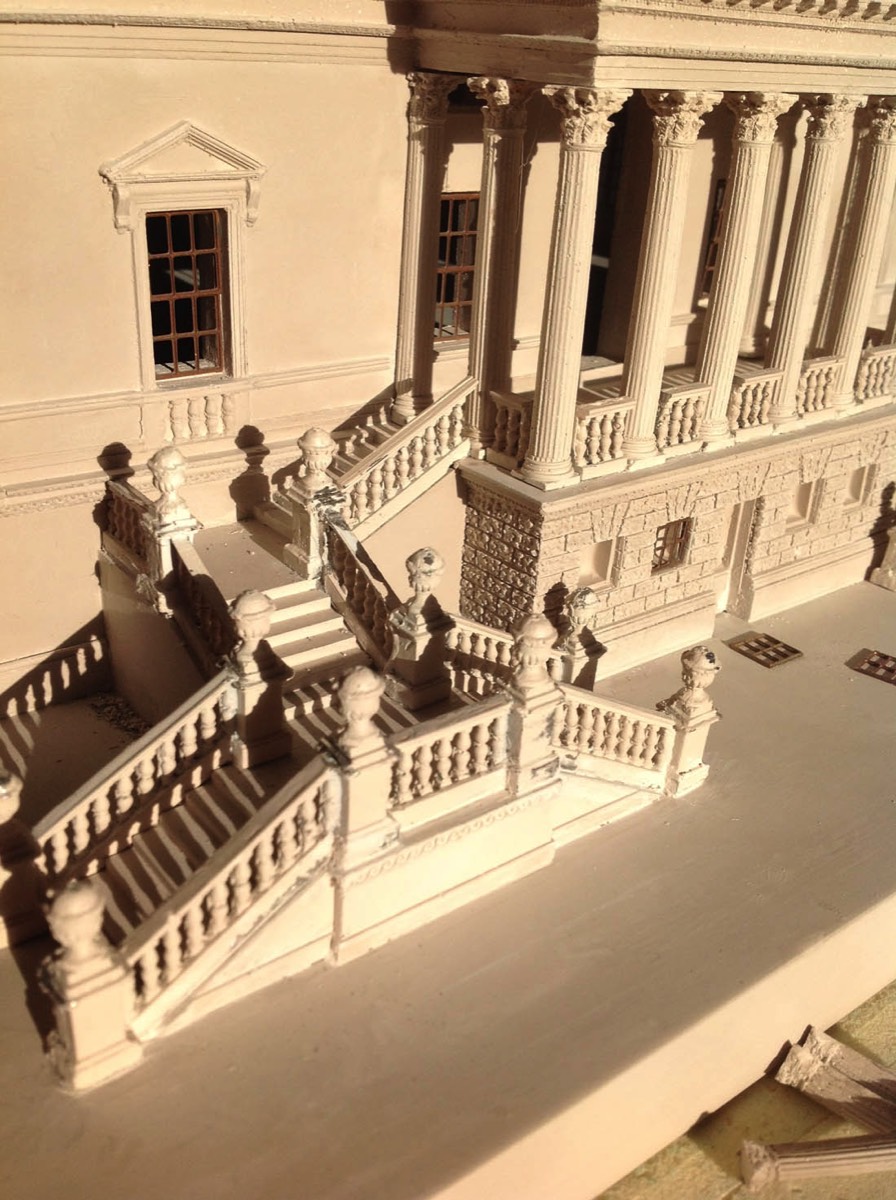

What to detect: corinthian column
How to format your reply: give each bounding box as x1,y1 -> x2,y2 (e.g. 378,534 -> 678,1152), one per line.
696,92 -> 795,447
767,95 -> 861,427
828,96 -> 896,413
621,90 -> 722,465
465,77 -> 534,452
392,72 -> 458,426
520,86 -> 631,489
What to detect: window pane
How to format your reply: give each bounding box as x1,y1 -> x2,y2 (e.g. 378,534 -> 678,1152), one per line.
146,215 -> 169,255
193,211 -> 216,250
196,254 -> 217,290
197,296 -> 217,331
153,339 -> 173,369
170,213 -> 192,252
149,261 -> 171,297
199,332 -> 219,367
150,300 -> 171,336
176,337 -> 195,368
174,297 -> 194,334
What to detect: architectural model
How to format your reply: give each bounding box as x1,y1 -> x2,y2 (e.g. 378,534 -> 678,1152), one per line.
1,0 -> 896,1168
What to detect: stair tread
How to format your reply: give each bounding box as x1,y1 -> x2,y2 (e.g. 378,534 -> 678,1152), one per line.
269,613 -> 346,644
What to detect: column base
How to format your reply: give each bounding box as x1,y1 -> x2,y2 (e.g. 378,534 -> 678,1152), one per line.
624,453 -> 666,473
514,461 -> 578,491
831,391 -> 857,417
390,393 -> 428,426
770,408 -> 800,432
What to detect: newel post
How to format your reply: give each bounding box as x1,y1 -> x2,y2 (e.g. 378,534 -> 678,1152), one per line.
335,667 -> 398,866
143,447 -> 200,592
41,879 -> 142,1090
386,546 -> 453,711
0,769 -> 45,946
658,645 -> 721,795
507,614 -> 562,800
229,590 -> 291,767
283,428 -> 340,582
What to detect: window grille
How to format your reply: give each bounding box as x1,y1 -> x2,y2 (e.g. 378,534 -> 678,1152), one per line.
652,519 -> 692,574
434,193 -> 479,341
147,210 -> 228,379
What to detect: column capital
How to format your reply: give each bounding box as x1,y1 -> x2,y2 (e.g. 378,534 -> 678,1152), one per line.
544,86 -> 631,150
468,77 -> 535,132
803,94 -> 863,142
644,90 -> 722,147
866,95 -> 896,145
725,92 -> 796,143
406,72 -> 457,125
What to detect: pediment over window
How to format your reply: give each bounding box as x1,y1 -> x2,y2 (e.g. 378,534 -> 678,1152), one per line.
99,122 -> 267,230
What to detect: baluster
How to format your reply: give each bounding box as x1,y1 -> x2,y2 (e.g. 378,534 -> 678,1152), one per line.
615,715 -> 630,761
231,859 -> 253,915
593,414 -> 608,461
187,396 -> 205,439
113,774 -> 134,818
139,947 -> 162,1003
171,399 -> 189,441
507,409 -> 520,458
198,703 -> 217,746
395,445 -> 410,488
352,481 -> 368,523
573,421 -> 587,468
655,726 -> 674,771
586,416 -> 601,463
255,837 -> 275,892
642,723 -> 660,768
682,397 -> 696,442
49,828 -> 69,875
518,408 -> 532,460
206,879 -> 229,935
382,455 -> 397,499
422,423 -> 438,467
411,746 -> 429,798
274,814 -> 295,868
156,737 -> 177,777
668,401 -> 683,446
450,402 -> 465,446
578,705 -> 596,754
602,710 -> 619,757
409,436 -> 424,477
629,720 -> 646,764
205,394 -> 224,437
301,792 -> 319,843
656,403 -> 671,450
393,748 -> 413,807
470,723 -> 489,774
73,809 -> 91,855
163,921 -> 182,983
490,713 -> 508,768
436,412 -> 452,454
610,412 -> 625,457
451,728 -> 472,783
93,788 -> 112,837
183,903 -> 204,960
559,703 -> 576,748
370,466 -> 385,512
494,404 -> 509,453
178,716 -> 199,762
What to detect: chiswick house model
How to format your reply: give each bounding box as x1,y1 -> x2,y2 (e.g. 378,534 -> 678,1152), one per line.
2,0 -> 896,1139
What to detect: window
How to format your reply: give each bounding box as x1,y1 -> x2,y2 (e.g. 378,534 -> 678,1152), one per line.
786,480 -> 820,526
147,210 -> 228,379
652,519 -> 692,574
577,539 -> 617,588
434,193 -> 479,340
844,465 -> 873,508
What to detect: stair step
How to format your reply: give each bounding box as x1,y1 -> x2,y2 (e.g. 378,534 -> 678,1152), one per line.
280,628 -> 360,670
269,589 -> 331,618
268,612 -> 346,648
264,578 -> 318,603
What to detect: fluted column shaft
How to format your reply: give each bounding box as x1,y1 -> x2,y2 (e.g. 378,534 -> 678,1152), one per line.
739,136 -> 785,357
392,72 -> 456,426
697,92 -> 795,446
767,95 -> 861,426
520,87 -> 630,488
829,96 -> 896,412
465,78 -> 533,452
622,91 -> 722,463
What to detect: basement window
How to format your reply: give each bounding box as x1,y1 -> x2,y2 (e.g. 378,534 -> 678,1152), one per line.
147,210 -> 229,379
652,519 -> 692,574
786,480 -> 819,526
577,538 -> 617,587
844,465 -> 872,507
435,193 -> 479,341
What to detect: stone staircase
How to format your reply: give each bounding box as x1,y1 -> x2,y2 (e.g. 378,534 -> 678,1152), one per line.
331,407 -> 400,475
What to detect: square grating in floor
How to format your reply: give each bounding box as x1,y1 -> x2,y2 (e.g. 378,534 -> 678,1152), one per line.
848,648 -> 896,686
726,631 -> 803,668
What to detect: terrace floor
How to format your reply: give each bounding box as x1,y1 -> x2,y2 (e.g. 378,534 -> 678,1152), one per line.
1,581 -> 895,1200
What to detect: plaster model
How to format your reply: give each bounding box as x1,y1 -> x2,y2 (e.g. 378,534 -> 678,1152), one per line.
1,0 -> 896,1190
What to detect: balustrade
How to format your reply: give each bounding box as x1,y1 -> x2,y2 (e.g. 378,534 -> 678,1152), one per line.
489,393 -> 533,467
35,672 -> 236,878
104,480 -> 154,568
552,689 -> 675,773
340,379 -> 470,526
390,699 -> 511,808
573,399 -> 633,469
172,542 -> 238,660
654,385 -> 709,451
727,367 -> 782,433
795,356 -> 843,414
126,763 -> 334,1012
855,344 -> 896,402
444,618 -> 563,694
327,527 -> 395,661
164,392 -> 237,443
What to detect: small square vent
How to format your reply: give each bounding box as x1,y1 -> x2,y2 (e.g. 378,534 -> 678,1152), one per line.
726,631 -> 803,668
849,649 -> 896,686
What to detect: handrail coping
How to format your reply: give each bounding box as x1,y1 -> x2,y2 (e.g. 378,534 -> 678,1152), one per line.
122,757 -> 331,963
732,363 -> 784,389
33,669 -> 234,843
106,477 -> 155,512
555,681 -> 677,733
799,353 -> 844,374
337,374 -> 476,488
388,692 -> 513,750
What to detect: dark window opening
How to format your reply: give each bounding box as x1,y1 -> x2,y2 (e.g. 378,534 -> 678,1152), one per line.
146,209 -> 228,379
652,519 -> 692,574
435,193 -> 479,341
582,104 -> 628,355
700,178 -> 727,300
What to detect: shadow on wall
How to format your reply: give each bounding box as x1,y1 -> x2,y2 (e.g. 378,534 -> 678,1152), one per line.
865,479 -> 895,578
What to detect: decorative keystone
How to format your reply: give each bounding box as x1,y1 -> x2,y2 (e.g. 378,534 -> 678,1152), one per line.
512,612 -> 558,690
230,589 -> 276,674
0,767 -> 22,825
338,666 -> 385,750
297,428 -> 337,495
402,546 -> 445,624
147,446 -> 191,524
46,879 -> 109,976
562,586 -> 600,652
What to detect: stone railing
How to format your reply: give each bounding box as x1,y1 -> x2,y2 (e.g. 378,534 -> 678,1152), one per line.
172,541 -> 238,661
124,760 -> 335,1022
573,398 -> 634,470
489,391 -> 533,469
728,366 -> 782,433
796,355 -> 842,415
855,343 -> 896,403
326,523 -> 396,663
390,696 -> 512,822
163,391 -> 237,444
34,671 -> 236,879
552,687 -> 675,777
104,479 -> 154,570
444,616 -> 562,696
655,382 -> 710,451
339,376 -> 471,526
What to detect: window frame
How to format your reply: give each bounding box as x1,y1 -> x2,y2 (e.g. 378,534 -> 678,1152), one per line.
651,519 -> 693,575
434,191 -> 480,343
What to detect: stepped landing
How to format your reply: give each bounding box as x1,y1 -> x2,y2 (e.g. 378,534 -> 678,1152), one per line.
5,583 -> 896,1200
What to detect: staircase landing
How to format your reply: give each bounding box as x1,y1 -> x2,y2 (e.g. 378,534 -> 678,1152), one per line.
192,520 -> 296,601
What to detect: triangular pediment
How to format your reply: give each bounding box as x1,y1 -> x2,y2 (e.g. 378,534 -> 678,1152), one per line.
100,121 -> 265,185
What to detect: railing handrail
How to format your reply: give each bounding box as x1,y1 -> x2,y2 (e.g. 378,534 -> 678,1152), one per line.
106,477 -> 154,512
555,681 -> 677,740
337,375 -> 475,489
122,757 -> 332,964
33,669 -> 233,843
574,393 -> 635,419
389,692 -> 513,751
